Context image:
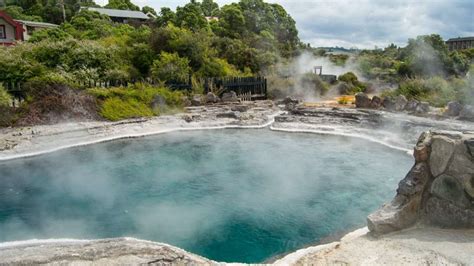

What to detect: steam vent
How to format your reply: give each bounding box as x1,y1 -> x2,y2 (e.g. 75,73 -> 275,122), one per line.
368,131 -> 474,234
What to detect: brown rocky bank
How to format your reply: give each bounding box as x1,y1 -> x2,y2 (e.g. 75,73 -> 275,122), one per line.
368,130 -> 474,234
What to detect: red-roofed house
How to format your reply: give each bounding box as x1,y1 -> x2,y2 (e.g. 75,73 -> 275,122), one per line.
0,11 -> 24,45
0,11 -> 58,46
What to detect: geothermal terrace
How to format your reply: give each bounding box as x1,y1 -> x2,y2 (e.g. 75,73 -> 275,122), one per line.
0,100 -> 473,265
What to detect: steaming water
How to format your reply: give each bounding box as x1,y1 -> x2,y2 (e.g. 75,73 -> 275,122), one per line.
0,129 -> 412,263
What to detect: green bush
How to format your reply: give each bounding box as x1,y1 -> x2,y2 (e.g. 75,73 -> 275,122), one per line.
88,83 -> 185,121
338,72 -> 358,84
0,85 -> 12,107
100,97 -> 154,121
387,74 -> 473,107
151,52 -> 191,82
337,72 -> 367,94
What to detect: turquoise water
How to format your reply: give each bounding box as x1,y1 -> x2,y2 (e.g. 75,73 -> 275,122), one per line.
0,129 -> 412,263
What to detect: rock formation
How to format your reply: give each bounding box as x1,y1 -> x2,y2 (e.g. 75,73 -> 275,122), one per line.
355,92 -> 371,108
0,238 -> 214,265
221,91 -> 239,102
368,130 -> 474,234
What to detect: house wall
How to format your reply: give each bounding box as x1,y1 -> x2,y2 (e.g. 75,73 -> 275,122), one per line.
447,40 -> 474,51
0,18 -> 16,44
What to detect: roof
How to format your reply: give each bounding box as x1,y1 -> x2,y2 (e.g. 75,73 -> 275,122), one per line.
0,10 -> 23,27
15,20 -> 59,28
83,7 -> 149,20
446,37 -> 474,42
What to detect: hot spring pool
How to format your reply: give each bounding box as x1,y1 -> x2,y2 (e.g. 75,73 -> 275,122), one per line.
0,129 -> 412,263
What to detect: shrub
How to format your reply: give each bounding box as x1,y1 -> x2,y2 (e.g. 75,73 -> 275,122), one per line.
0,85 -> 12,107
151,52 -> 191,82
300,73 -> 329,96
88,83 -> 185,121
100,97 -> 154,121
338,72 -> 367,94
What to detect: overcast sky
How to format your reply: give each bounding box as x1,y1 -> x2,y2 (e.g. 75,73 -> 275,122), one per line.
97,0 -> 474,49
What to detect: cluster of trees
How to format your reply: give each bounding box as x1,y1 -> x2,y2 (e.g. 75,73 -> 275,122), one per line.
354,35 -> 474,106
0,0 -> 301,125
0,0 -> 300,84
354,35 -> 473,82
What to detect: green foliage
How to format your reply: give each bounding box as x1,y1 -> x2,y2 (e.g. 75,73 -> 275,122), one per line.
155,7 -> 176,27
338,72 -> 367,94
338,72 -> 358,83
1,5 -> 42,21
29,27 -> 72,42
328,54 -> 349,66
301,72 -> 329,95
89,83 -> 184,121
0,44 -> 45,83
201,0 -> 219,16
175,3 -> 208,31
218,4 -> 245,38
0,84 -> 12,107
151,52 -> 191,81
105,0 -> 139,11
386,74 -> 473,107
100,97 -> 153,121
66,10 -> 114,40
141,6 -> 156,16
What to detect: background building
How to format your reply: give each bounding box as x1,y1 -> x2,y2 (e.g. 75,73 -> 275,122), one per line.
82,7 -> 151,24
0,11 -> 58,45
446,37 -> 474,51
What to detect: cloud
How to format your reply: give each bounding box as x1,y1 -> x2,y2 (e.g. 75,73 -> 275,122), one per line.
98,0 -> 474,49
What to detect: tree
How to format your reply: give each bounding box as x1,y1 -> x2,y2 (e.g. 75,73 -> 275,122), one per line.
218,4 -> 245,38
141,5 -> 156,16
129,43 -> 154,77
1,5 -> 43,21
201,0 -> 218,16
67,10 -> 113,39
105,0 -> 139,11
175,3 -> 208,31
400,34 -> 453,77
151,52 -> 191,81
155,7 -> 176,27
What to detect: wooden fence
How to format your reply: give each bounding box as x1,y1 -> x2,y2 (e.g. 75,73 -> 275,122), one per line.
2,76 -> 268,102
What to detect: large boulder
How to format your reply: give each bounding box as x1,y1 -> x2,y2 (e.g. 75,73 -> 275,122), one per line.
191,95 -> 203,106
370,96 -> 382,109
205,92 -> 219,104
367,131 -> 474,234
382,97 -> 396,111
355,92 -> 371,108
445,101 -> 463,117
405,99 -> 419,112
459,105 -> 474,121
221,91 -> 239,103
395,95 -> 408,111
415,101 -> 430,114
